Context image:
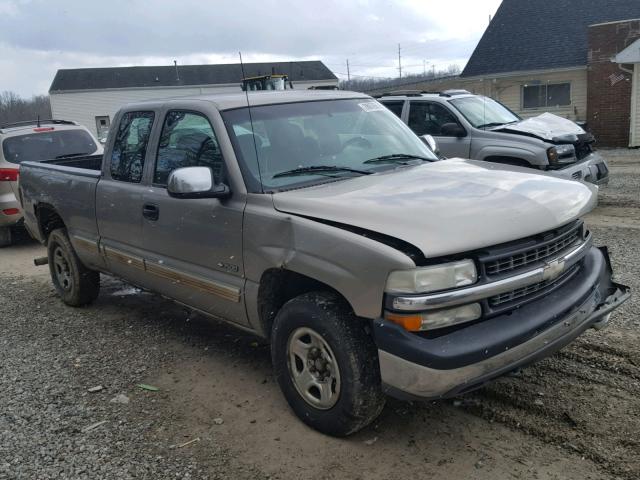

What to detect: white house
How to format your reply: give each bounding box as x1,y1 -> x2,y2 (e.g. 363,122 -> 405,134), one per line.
49,61 -> 339,139
615,39 -> 640,147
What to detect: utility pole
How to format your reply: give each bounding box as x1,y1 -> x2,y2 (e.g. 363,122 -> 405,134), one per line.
432,64 -> 436,78
398,44 -> 402,79
346,59 -> 351,82
423,60 -> 427,75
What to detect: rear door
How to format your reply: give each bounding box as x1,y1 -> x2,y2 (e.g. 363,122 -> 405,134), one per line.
140,108 -> 248,326
407,101 -> 471,158
95,110 -> 157,285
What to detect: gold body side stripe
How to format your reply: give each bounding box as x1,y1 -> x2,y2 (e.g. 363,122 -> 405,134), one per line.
97,243 -> 240,303
144,262 -> 241,303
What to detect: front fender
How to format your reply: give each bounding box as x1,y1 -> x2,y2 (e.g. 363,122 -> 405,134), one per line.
476,144 -> 547,167
243,197 -> 416,320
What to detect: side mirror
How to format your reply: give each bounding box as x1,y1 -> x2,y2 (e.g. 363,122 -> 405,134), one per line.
167,166 -> 231,199
441,123 -> 466,138
421,134 -> 440,156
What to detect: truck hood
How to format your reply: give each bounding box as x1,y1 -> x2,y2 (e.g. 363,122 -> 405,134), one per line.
493,112 -> 585,143
272,159 -> 597,258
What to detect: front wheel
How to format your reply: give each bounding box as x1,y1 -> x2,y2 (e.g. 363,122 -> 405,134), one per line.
47,228 -> 100,306
271,292 -> 386,436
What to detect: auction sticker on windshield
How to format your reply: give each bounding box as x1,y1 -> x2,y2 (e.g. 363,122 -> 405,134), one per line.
359,101 -> 385,112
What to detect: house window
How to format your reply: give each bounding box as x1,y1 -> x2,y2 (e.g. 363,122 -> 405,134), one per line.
95,115 -> 110,143
522,83 -> 571,109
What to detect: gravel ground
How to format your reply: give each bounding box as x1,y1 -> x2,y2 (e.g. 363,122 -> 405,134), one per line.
0,150 -> 638,479
0,275 -> 267,480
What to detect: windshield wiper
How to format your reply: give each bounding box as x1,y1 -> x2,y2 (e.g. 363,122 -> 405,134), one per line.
272,165 -> 372,179
363,154 -> 433,164
54,152 -> 90,159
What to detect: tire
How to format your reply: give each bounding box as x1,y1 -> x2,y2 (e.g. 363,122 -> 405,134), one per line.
0,226 -> 12,247
47,228 -> 100,306
271,291 -> 386,436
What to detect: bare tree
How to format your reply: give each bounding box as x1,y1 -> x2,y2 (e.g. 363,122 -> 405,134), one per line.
0,91 -> 52,126
339,64 -> 461,93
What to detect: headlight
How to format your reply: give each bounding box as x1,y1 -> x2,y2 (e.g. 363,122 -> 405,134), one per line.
385,259 -> 477,294
547,144 -> 575,164
385,303 -> 482,331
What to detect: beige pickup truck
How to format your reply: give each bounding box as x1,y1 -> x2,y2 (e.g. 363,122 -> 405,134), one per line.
19,91 -> 629,436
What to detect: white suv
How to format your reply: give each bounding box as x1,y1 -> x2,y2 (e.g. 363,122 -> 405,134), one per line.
0,119 -> 102,246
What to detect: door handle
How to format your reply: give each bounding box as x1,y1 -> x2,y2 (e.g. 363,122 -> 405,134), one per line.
142,203 -> 159,221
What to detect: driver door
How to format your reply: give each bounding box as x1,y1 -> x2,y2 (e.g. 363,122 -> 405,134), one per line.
407,101 -> 471,158
141,109 -> 248,326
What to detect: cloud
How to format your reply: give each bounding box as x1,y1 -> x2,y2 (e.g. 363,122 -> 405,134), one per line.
0,0 -> 502,96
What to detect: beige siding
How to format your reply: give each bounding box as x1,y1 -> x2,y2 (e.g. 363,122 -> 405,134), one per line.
50,80 -> 338,137
51,88 -> 202,137
630,64 -> 640,147
475,69 -> 588,121
368,68 -> 588,122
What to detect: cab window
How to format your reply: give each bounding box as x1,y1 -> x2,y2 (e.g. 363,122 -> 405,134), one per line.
110,111 -> 155,183
380,101 -> 404,118
154,111 -> 223,186
408,102 -> 461,136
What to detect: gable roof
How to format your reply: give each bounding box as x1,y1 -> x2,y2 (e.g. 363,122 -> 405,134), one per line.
49,61 -> 337,93
462,0 -> 640,77
615,38 -> 640,63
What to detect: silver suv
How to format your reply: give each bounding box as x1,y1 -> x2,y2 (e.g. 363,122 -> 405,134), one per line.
378,90 -> 609,184
0,119 -> 102,246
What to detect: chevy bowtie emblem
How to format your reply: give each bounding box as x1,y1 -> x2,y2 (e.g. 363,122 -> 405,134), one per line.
542,258 -> 566,281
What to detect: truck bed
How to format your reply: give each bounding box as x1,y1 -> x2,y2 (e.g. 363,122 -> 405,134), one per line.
40,154 -> 103,171
19,156 -> 102,245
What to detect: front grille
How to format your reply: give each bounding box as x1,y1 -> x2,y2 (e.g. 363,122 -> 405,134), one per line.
572,171 -> 582,180
575,133 -> 595,160
489,265 -> 579,307
483,223 -> 583,276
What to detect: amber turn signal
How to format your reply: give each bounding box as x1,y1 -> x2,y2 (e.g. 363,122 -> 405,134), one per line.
384,312 -> 423,332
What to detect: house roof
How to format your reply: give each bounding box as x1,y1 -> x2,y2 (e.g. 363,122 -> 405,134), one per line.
49,61 -> 337,93
462,0 -> 640,77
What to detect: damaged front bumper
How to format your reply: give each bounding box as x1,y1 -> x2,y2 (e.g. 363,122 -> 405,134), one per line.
554,152 -> 609,185
374,247 -> 629,400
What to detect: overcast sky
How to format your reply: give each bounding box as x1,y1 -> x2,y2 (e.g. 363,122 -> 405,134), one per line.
0,0 -> 502,97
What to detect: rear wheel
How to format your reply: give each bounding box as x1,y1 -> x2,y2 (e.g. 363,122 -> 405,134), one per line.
47,228 -> 100,306
0,226 -> 12,247
271,291 -> 386,436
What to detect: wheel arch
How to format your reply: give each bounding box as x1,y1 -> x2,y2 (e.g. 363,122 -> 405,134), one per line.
482,155 -> 533,168
256,268 -> 354,340
36,203 -> 66,243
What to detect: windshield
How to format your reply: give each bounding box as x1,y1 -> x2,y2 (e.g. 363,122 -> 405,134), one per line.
2,129 -> 98,164
449,96 -> 520,129
222,98 -> 437,192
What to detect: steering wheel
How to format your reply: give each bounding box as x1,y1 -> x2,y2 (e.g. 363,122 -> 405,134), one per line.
341,136 -> 372,151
